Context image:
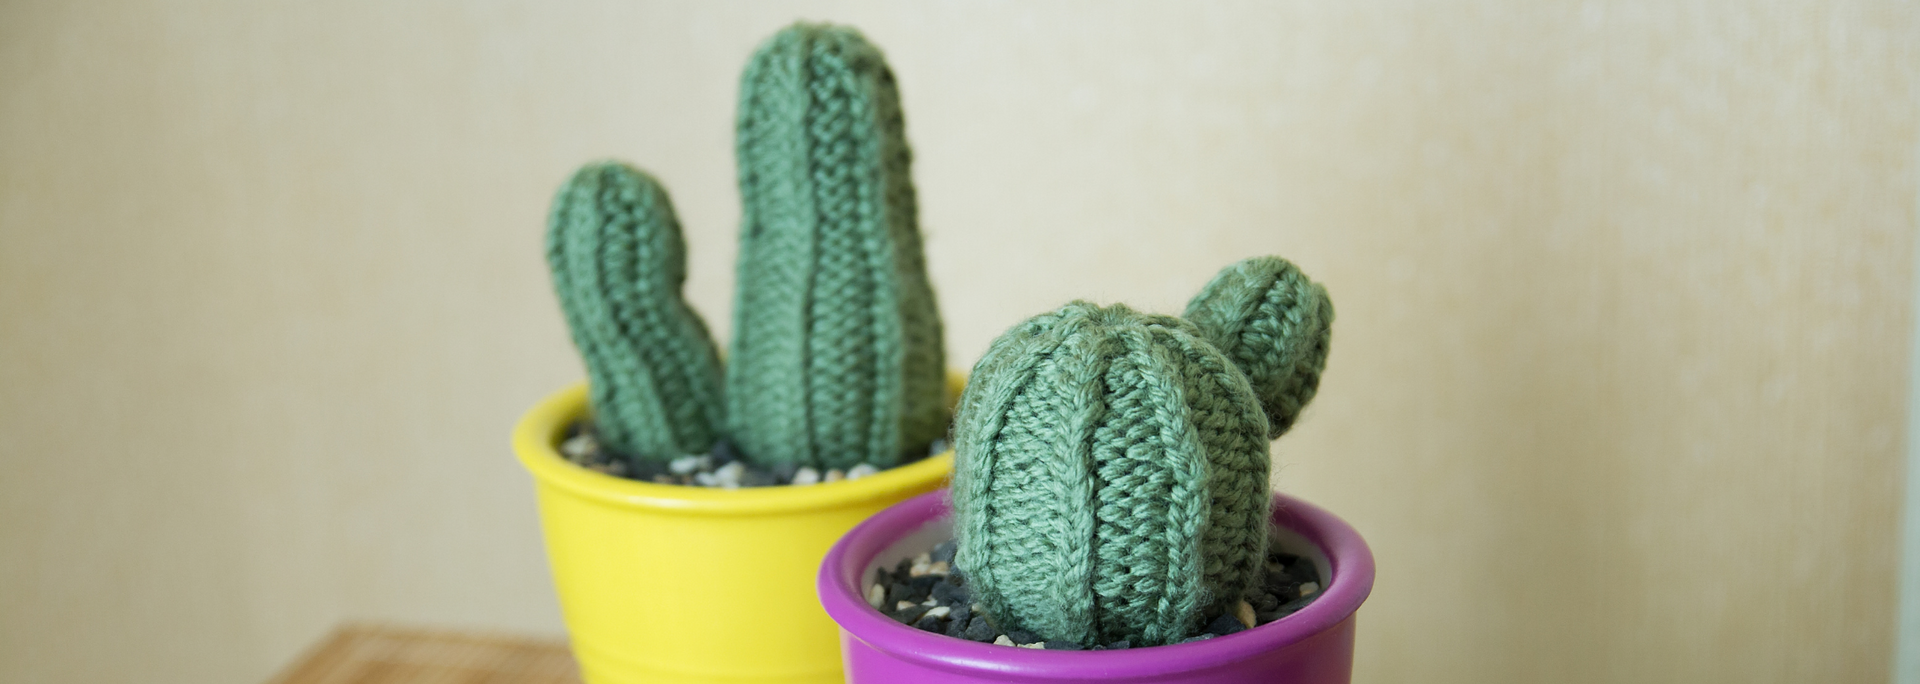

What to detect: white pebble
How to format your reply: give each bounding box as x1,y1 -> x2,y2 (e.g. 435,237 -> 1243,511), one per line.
792,467 -> 820,485
926,561 -> 950,576
866,584 -> 885,609
824,469 -> 846,483
560,434 -> 597,460
909,562 -> 931,577
923,606 -> 951,619
847,463 -> 879,479
929,438 -> 949,454
1234,600 -> 1256,629
693,472 -> 717,487
1019,642 -> 1045,649
713,461 -> 745,486
1299,582 -> 1320,597
993,635 -> 1014,646
921,597 -> 939,607
896,600 -> 916,611
669,455 -> 710,475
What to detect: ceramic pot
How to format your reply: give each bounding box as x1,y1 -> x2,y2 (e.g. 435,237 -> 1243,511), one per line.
818,489 -> 1374,683
513,382 -> 953,684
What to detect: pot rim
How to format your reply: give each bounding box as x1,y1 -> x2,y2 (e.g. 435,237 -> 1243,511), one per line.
817,489 -> 1375,679
513,382 -> 955,517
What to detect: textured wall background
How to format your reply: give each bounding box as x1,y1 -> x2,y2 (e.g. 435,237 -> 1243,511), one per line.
1,2 -> 1914,683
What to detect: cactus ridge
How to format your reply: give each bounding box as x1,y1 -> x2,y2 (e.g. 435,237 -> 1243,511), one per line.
545,162 -> 726,460
954,302 -> 1274,646
727,23 -> 947,470
1184,256 -> 1334,438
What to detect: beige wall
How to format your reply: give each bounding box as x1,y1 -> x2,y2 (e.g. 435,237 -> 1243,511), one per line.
2,2 -> 1914,683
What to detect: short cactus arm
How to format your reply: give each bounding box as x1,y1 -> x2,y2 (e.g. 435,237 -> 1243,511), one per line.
546,161 -> 726,460
1183,256 -> 1334,438
728,23 -> 947,469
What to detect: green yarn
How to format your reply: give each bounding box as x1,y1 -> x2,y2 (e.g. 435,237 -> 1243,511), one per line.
727,23 -> 947,470
542,23 -> 945,470
952,259 -> 1333,646
1184,256 -> 1334,438
546,161 -> 726,461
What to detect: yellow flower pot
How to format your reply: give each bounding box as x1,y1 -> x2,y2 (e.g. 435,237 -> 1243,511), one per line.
512,381 -> 955,684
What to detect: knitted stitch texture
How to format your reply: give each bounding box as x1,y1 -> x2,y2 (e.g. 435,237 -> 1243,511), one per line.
727,23 -> 947,470
546,161 -> 726,461
952,260 -> 1333,646
1183,256 -> 1334,438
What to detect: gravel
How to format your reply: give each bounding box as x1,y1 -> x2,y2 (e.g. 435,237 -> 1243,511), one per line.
559,421 -> 942,488
867,543 -> 1324,650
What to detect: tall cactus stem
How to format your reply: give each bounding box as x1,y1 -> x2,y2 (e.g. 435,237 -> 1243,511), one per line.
727,23 -> 947,470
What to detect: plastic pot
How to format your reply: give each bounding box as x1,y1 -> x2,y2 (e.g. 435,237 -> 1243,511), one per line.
818,489 -> 1374,683
513,382 -> 953,684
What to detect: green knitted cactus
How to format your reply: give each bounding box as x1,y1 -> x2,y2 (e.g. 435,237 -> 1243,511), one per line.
544,22 -> 946,470
546,162 -> 727,461
727,23 -> 947,470
951,257 -> 1333,646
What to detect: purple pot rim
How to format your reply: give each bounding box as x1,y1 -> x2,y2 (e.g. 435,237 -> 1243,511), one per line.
818,489 -> 1376,679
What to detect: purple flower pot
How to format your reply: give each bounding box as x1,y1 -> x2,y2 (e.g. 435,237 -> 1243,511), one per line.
818,490 -> 1375,683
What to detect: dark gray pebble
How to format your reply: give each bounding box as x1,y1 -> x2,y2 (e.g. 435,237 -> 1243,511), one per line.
1252,590 -> 1280,612
885,582 -> 913,606
914,614 -> 946,632
894,605 -> 930,625
908,575 -> 942,593
1006,629 -> 1039,645
947,603 -> 971,626
1204,613 -> 1245,636
1277,593 -> 1316,613
1178,634 -> 1217,644
963,616 -> 996,642
945,617 -> 970,638
709,440 -> 738,463
931,539 -> 958,563
1043,640 -> 1083,651
931,582 -> 968,605
1105,640 -> 1131,650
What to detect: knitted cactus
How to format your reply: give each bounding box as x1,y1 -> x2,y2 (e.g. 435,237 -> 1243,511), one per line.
726,23 -> 947,470
546,161 -> 726,461
543,23 -> 945,471
951,258 -> 1333,646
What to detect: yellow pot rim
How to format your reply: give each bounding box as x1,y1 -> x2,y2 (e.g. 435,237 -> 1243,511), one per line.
513,382 -> 955,517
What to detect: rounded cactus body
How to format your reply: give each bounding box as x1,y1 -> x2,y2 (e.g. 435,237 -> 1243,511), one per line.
1184,256 -> 1334,438
728,23 -> 947,470
952,302 -> 1273,646
546,161 -> 726,461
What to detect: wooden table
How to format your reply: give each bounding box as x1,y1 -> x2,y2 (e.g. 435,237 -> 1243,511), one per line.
267,625 -> 580,684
